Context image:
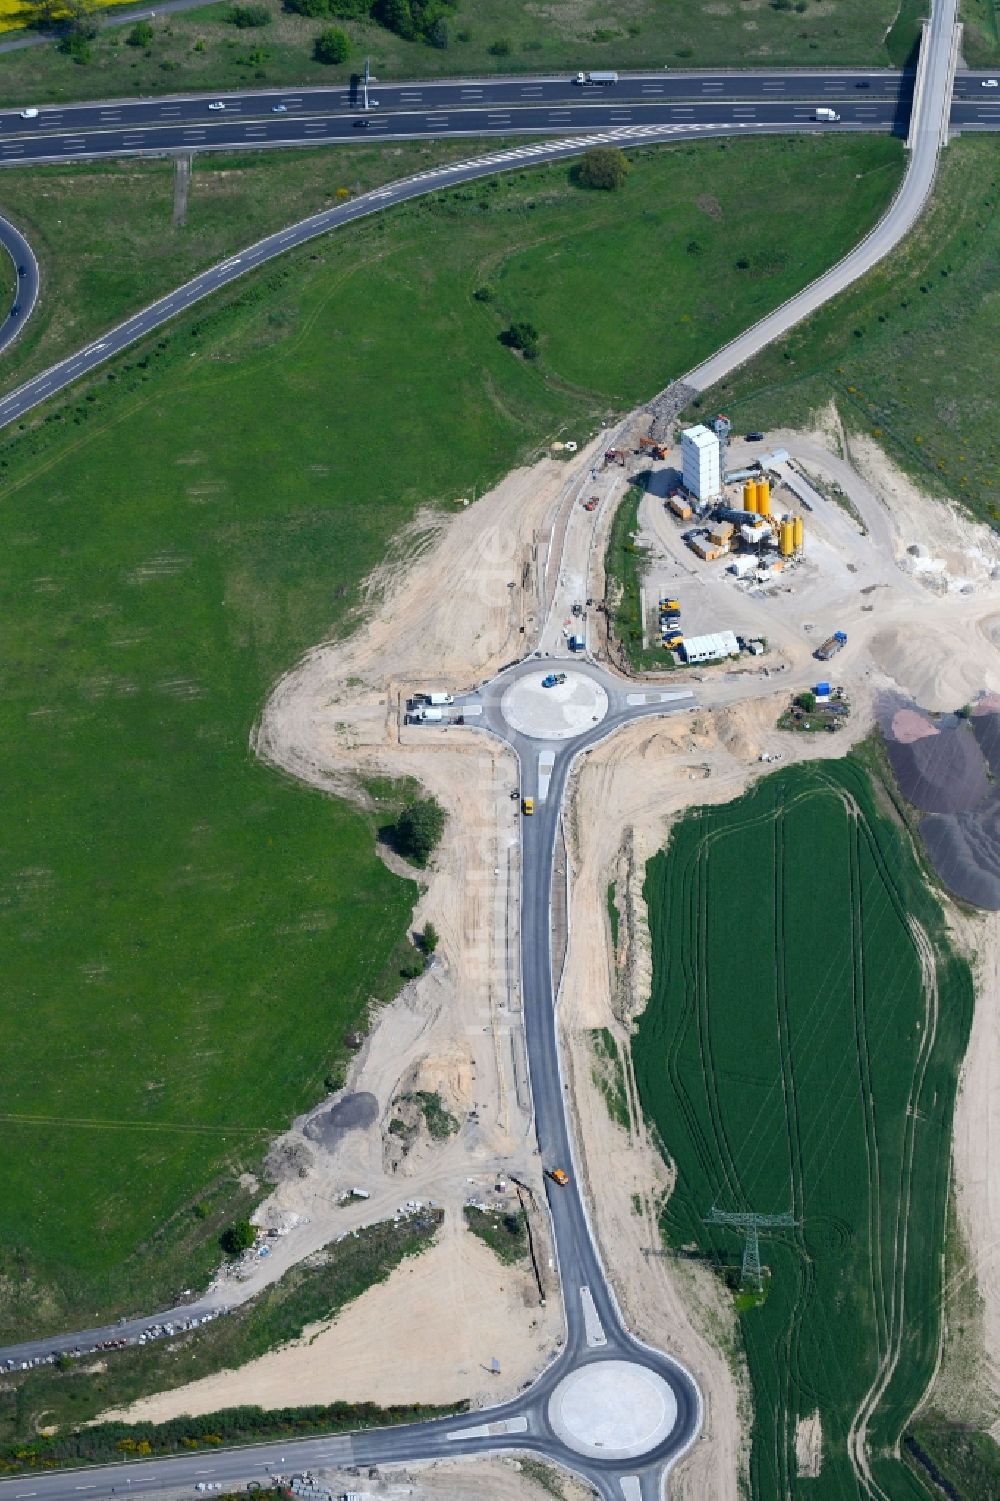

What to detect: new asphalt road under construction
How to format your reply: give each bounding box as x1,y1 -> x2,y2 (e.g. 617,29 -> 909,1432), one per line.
0,1 -> 974,1494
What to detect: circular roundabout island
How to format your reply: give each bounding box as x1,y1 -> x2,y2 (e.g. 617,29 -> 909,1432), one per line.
500,670 -> 609,742
547,1359 -> 678,1460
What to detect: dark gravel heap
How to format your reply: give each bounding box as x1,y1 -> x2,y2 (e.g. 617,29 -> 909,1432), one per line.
878,691 -> 1000,910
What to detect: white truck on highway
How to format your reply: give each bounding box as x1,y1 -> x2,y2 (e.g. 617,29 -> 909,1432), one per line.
575,71 -> 619,85
814,107 -> 841,122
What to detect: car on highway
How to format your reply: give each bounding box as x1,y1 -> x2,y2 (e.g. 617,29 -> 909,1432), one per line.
272,103 -> 288,112
19,107 -> 38,119
855,80 -> 871,88
208,101 -> 227,111
983,78 -> 999,87
10,304 -> 20,318
521,797 -> 534,816
354,118 -> 372,128
17,265 -> 25,277
548,1168 -> 570,1185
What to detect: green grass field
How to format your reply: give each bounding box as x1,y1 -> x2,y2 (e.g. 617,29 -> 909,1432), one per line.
0,141 -> 505,396
633,758 -> 973,1500
961,0 -> 1000,64
0,137 -> 903,1340
0,0 -> 908,109
688,136 -> 1000,527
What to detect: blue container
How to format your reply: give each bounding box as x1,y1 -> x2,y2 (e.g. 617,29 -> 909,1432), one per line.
814,681 -> 831,697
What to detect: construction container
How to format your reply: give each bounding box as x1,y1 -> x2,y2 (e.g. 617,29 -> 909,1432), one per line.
707,521 -> 733,546
779,520 -> 795,557
740,522 -> 766,546
691,541 -> 724,562
793,515 -> 804,550
668,496 -> 693,520
757,479 -> 771,517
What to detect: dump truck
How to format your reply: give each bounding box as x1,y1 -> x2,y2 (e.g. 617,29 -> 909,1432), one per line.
522,797 -> 534,816
426,692 -> 454,705
660,598 -> 680,613
814,630 -> 847,661
548,1168 -> 570,1185
575,70 -> 619,85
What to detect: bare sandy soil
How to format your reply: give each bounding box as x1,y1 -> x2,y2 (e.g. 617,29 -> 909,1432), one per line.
97,408 -> 1000,1490
104,1211 -> 554,1422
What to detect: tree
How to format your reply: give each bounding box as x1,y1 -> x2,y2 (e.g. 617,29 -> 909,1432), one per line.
314,24 -> 350,60
126,18 -> 153,44
374,0 -> 415,39
576,146 -> 629,191
220,1219 -> 256,1255
428,15 -> 448,46
501,320 -> 540,359
328,0 -> 371,13
395,797 -> 445,866
420,921 -> 439,954
795,690 -> 817,714
285,0 -> 330,16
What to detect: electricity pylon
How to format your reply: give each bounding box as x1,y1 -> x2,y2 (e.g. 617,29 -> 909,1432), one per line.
704,1206 -> 798,1288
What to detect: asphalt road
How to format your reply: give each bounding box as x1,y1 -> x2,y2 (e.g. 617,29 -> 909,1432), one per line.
0,210 -> 36,352
0,10 -> 974,1497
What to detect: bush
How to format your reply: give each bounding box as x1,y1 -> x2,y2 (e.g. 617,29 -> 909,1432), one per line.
488,36 -> 511,55
59,30 -> 92,61
126,18 -> 153,44
575,146 -> 629,191
395,797 -> 445,866
419,921 -> 439,954
314,24 -> 350,60
428,15 -> 448,46
220,1220 -> 256,1256
795,691 -> 817,714
472,284 -> 496,303
501,320 -> 540,358
285,0 -> 331,16
228,3 -> 272,24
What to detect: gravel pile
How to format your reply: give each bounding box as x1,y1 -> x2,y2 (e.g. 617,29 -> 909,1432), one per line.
878,691 -> 1000,910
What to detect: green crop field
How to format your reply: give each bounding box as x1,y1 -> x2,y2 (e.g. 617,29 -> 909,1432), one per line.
690,137 -> 1000,527
0,0 -> 907,110
633,758 -> 973,1500
0,136 -> 902,1341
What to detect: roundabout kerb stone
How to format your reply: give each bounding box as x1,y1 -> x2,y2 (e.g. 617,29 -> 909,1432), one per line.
547,1359 -> 678,1460
500,670 -> 609,742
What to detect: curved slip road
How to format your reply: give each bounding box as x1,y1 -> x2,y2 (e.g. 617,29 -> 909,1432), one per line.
678,0 -> 960,395
0,6 -> 968,1495
0,210 -> 36,353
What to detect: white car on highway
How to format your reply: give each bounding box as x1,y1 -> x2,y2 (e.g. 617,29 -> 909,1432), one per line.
19,107 -> 38,118
983,78 -> 999,87
208,101 -> 227,110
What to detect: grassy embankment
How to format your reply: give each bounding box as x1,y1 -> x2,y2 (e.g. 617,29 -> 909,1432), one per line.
0,1215 -> 449,1463
590,1028 -> 629,1130
0,0 -> 905,107
962,0 -> 1000,64
633,758 -> 974,1499
686,136 -> 1000,528
0,136 -> 904,1343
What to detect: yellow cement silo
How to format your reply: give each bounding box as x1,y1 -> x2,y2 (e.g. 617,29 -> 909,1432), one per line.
743,480 -> 757,514
793,515 -> 804,551
779,519 -> 795,558
756,479 -> 771,518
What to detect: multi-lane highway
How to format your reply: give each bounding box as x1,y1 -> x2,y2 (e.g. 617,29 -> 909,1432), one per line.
0,6 -> 981,1497
0,68 -> 993,166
